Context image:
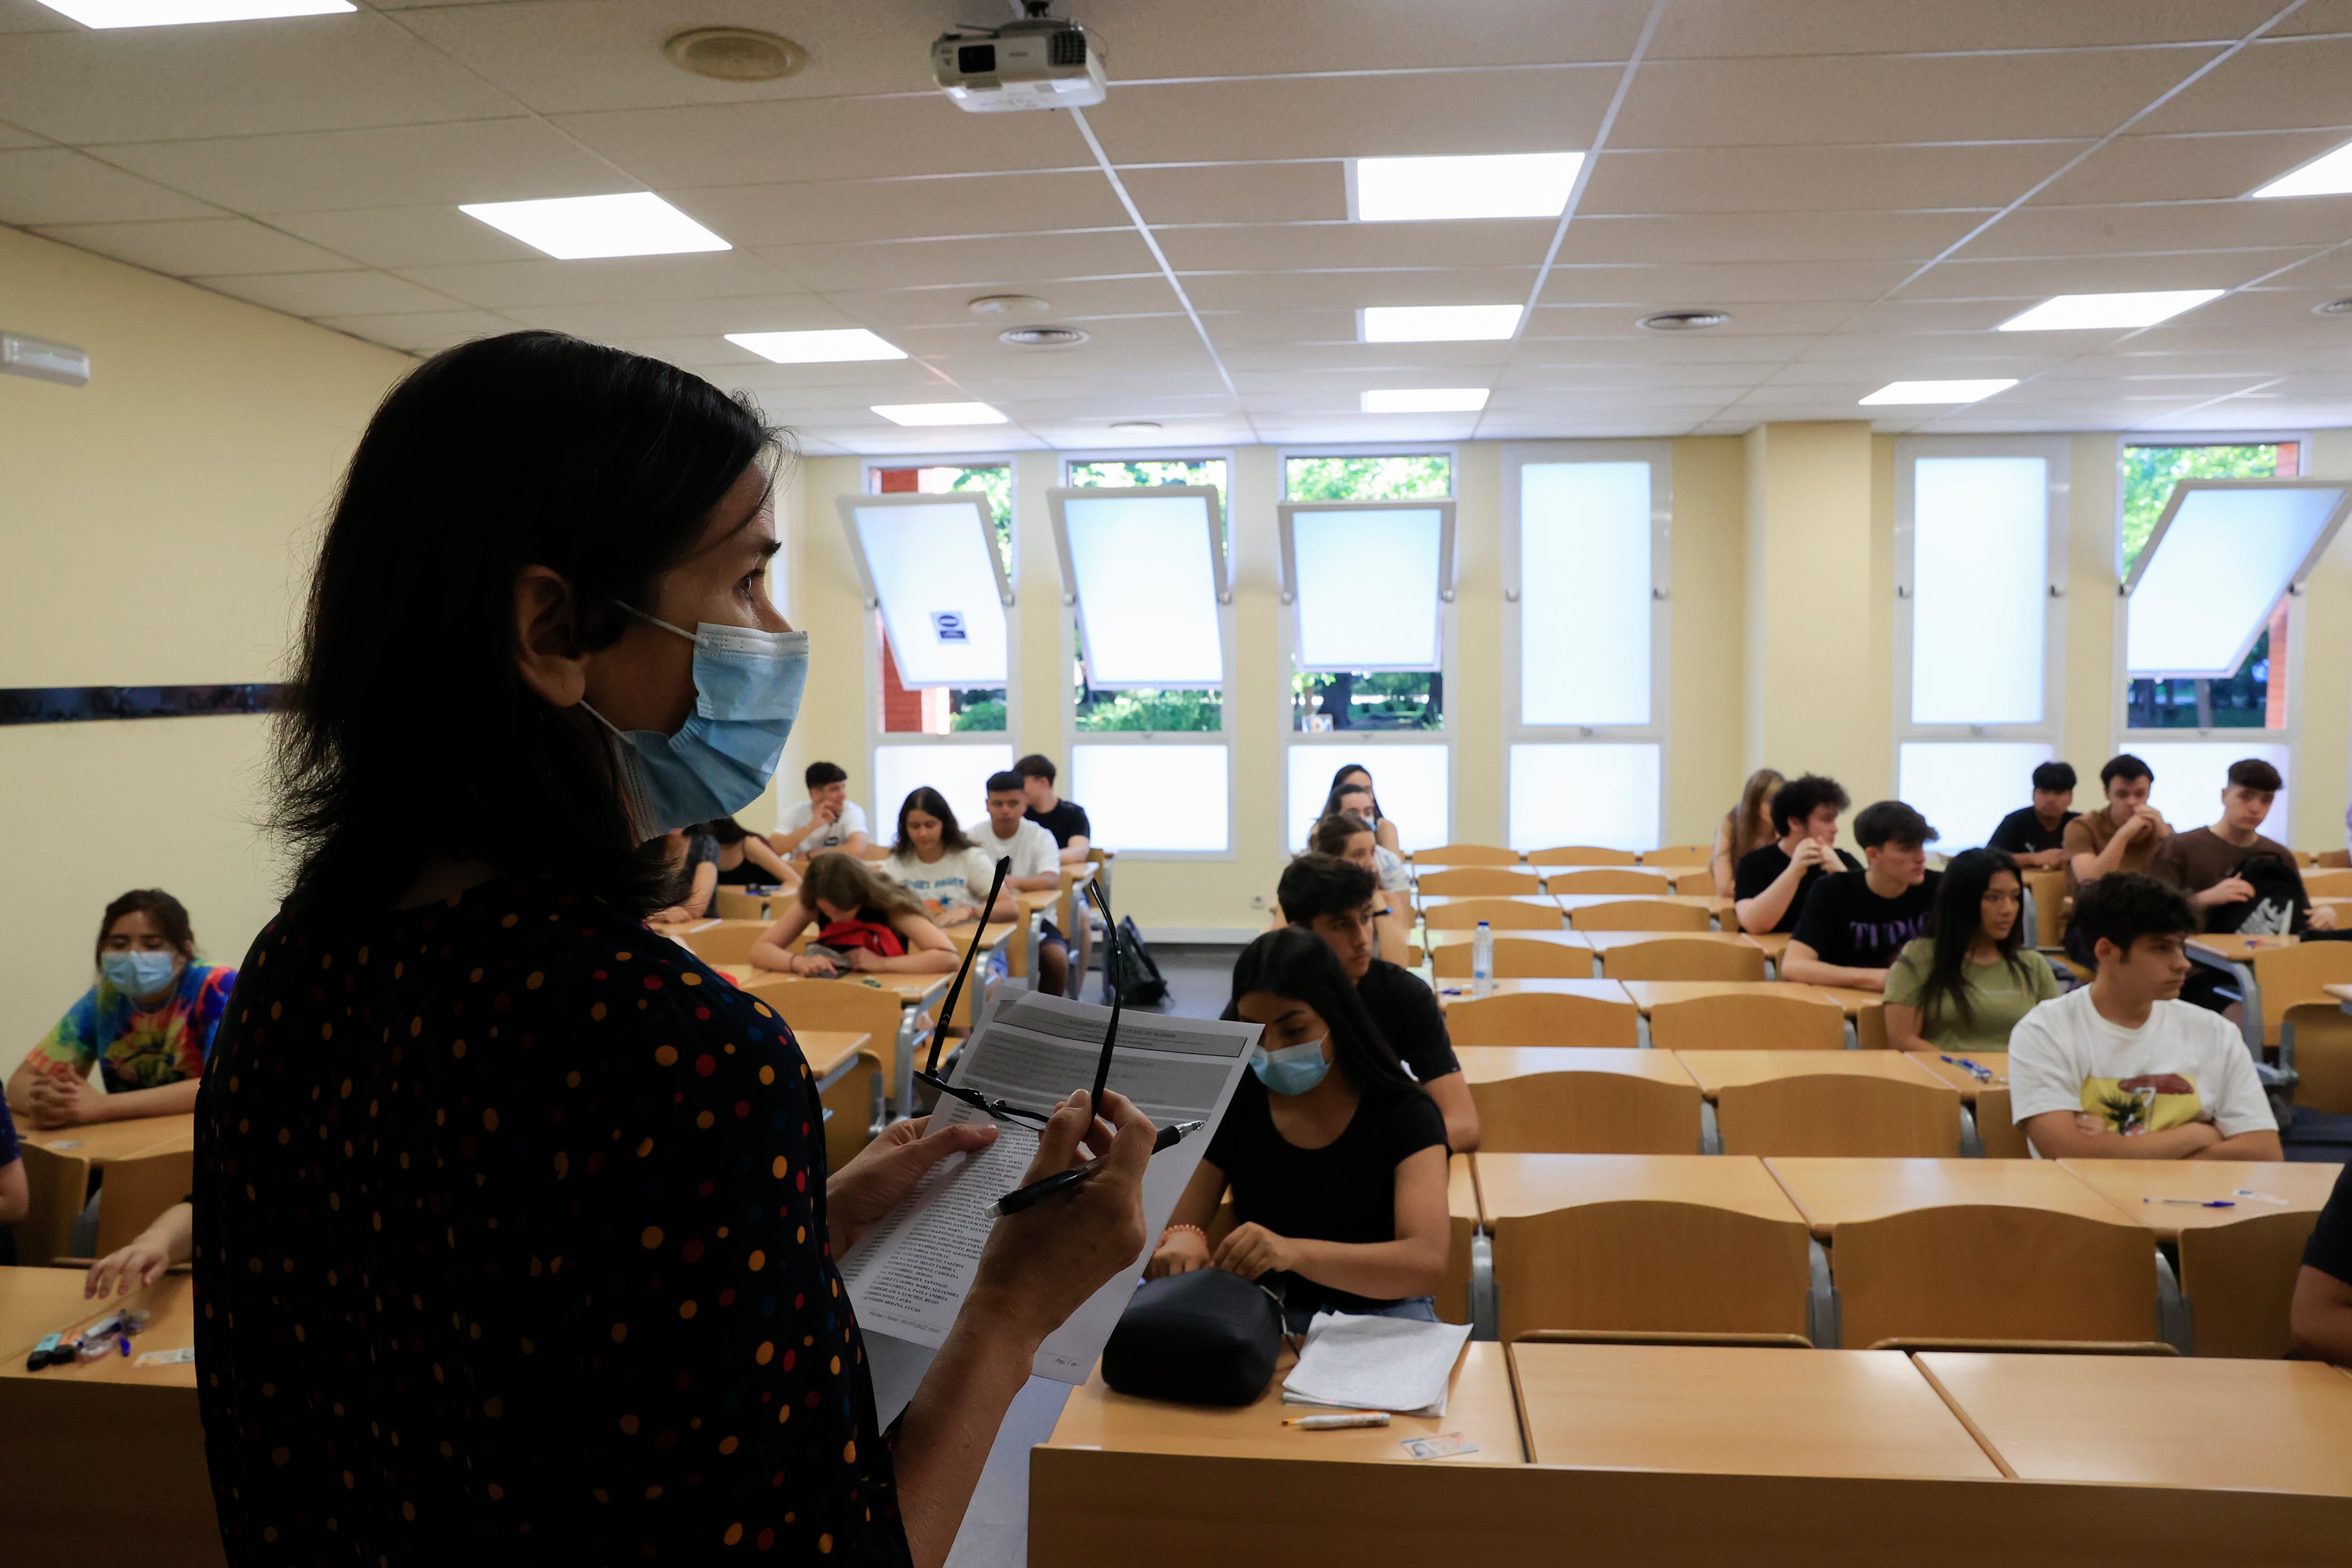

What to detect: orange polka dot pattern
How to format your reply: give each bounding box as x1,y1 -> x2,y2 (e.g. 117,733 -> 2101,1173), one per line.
193,878 -> 909,1564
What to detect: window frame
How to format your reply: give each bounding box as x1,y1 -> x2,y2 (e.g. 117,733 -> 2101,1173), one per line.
1500,440 -> 1672,851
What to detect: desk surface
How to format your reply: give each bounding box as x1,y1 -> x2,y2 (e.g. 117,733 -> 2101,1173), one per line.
2188,933 -> 2297,962
1512,1342 -> 2000,1480
1551,892 -> 1728,915
1766,1156 -> 2145,1240
17,1112 -> 196,1166
1905,1050 -> 2009,1104
1472,1152 -> 1807,1226
1454,1045 -> 1698,1087
1616,981 -> 1839,1014
1044,1341 -> 1522,1465
717,965 -> 953,1007
1419,893 -> 1561,909
1748,932 -> 1793,959
1430,977 -> 1624,1009
1919,1351 -> 2352,1495
1422,929 -> 1589,949
2056,1158 -> 2345,1239
0,1265 -> 101,1361
1580,931 -> 1760,953
0,1272 -> 198,1388
1672,1050 -> 1949,1098
795,1029 -> 875,1077
1808,986 -> 1883,1019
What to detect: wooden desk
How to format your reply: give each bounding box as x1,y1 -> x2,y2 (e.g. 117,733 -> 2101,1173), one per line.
1553,893 -> 1731,927
1430,976 -> 1623,1008
17,1113 -> 195,1167
1920,1351 -> 2352,1495
1423,930 -> 1593,980
1767,1156 -> 2147,1243
1907,1050 -> 2026,1158
1904,1050 -> 2008,1104
2187,932 -> 2296,1058
1511,1342 -> 1999,1479
2188,932 -> 2297,963
2057,1158 -> 2343,1243
1748,930 -> 1792,970
719,966 -> 954,1118
0,1265 -> 98,1361
1454,1048 -> 1703,1156
1447,1153 -> 1480,1326
1806,986 -> 1883,1020
796,1029 -> 880,1173
1581,931 -> 1770,984
1473,1153 -> 1804,1228
1421,895 -> 1568,932
1457,1045 -> 1697,1091
1618,981 -> 1836,1014
1672,1053 -> 1959,1158
1672,1050 -> 1945,1099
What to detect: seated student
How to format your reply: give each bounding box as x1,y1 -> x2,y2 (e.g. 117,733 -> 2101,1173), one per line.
1784,801 -> 1942,993
1884,847 -> 2060,1054
975,771 -> 1074,995
1148,926 -> 1449,1334
2008,873 -> 2280,1161
1276,853 -> 1478,1152
2151,757 -> 2337,935
1328,782 -> 1410,892
2065,753 -> 2171,890
707,816 -> 796,888
747,851 -> 958,978
645,824 -> 720,925
1733,774 -> 1861,935
8,889 -> 234,1130
0,1090 -> 24,1264
1327,762 -> 1402,855
879,786 -> 996,928
86,1198 -> 192,1299
1711,767 -> 1784,898
1308,811 -> 1412,966
770,760 -> 869,862
1017,753 -> 1095,988
1987,761 -> 2080,871
2291,1164 -> 2352,1366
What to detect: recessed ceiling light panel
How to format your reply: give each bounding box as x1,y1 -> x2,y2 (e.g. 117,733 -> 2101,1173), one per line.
1362,387 -> 1489,413
460,193 -> 730,260
1000,326 -> 1089,347
663,26 -> 806,81
2250,140 -> 2352,200
1360,304 -> 1523,342
1638,309 -> 1732,332
871,402 -> 1008,427
1352,152 -> 1585,222
36,0 -> 350,25
1996,290 -> 2222,332
726,329 -> 905,364
1859,379 -> 2019,406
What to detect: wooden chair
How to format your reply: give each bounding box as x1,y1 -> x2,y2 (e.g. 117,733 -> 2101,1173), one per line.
817,1046 -> 885,1175
1513,1328 -> 1812,1350
1597,939 -> 1766,984
2175,1210 -> 2324,1360
92,1147 -> 195,1257
1670,871 -> 1717,896
1544,868 -> 1674,896
1639,844 -> 1711,868
1715,1077 -> 1961,1157
1565,900 -> 1709,933
2319,849 -> 2351,869
674,919 -> 776,967
1443,1155 -> 1477,1327
2302,868 -> 2352,897
1868,1337 -> 2174,1356
713,888 -> 771,921
2022,868 -> 2068,950
1854,1002 -> 1888,1051
1469,1069 -> 1703,1155
1417,866 -> 1546,896
749,981 -> 909,1098
1976,1086 -> 2029,1157
2246,941 -> 2352,1047
1525,846 -> 1639,867
1411,843 -> 1519,868
1828,1206 -> 2157,1350
1446,993 -> 1637,1049
1431,938 -> 1590,979
1649,991 -> 1843,1050
2282,1000 -> 2352,1115
1492,1201 -> 1812,1345
14,1143 -> 90,1268
1423,898 -> 1564,932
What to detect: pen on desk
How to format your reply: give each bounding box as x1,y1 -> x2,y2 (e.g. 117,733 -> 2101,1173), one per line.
990,1121 -> 1204,1218
1939,1054 -> 1994,1082
1285,1412 -> 1390,1430
2144,1197 -> 2234,1208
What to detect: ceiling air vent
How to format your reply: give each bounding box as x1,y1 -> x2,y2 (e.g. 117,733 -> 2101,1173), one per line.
1638,309 -> 1732,333
1001,326 -> 1089,347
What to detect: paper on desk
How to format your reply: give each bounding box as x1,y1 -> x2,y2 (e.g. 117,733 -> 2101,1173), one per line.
840,990 -> 1258,1425
1281,1313 -> 1470,1418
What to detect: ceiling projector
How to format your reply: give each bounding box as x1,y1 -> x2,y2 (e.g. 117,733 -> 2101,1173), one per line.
933,2 -> 1106,112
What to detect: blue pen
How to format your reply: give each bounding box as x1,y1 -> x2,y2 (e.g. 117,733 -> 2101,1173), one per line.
2144,1197 -> 2234,1208
1939,1054 -> 1995,1083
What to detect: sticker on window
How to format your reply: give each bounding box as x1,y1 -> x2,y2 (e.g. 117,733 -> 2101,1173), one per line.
931,611 -> 968,643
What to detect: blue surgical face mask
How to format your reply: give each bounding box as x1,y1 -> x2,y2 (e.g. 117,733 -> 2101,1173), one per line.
102,949 -> 179,1000
585,609 -> 810,839
1250,1036 -> 1331,1096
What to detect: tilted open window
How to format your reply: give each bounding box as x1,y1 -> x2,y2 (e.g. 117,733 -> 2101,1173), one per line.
2124,479 -> 2352,680
1277,498 -> 1456,674
1046,485 -> 1229,689
836,492 -> 1013,689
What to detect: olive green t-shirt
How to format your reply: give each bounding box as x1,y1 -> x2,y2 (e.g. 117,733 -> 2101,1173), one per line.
1884,939 -> 2061,1054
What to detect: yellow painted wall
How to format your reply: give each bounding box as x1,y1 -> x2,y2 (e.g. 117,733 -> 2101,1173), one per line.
0,225 -> 410,1073
1665,437 -> 1749,850
2295,429 -> 2352,851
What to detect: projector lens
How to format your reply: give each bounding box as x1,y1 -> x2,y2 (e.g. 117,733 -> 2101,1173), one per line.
958,43 -> 996,73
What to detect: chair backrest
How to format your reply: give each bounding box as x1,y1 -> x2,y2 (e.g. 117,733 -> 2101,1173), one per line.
1417,866 -> 1547,896
1639,844 -> 1712,868
93,1147 -> 197,1257
1827,1205 -> 2156,1350
1492,1201 -> 1812,1344
1511,1328 -> 1811,1349
1431,938 -> 1591,979
1867,1337 -> 2175,1355
2251,941 -> 2352,1044
675,919 -> 775,968
815,1045 -> 884,1180
712,888 -> 771,922
2021,868 -> 2068,949
1413,843 -> 1520,868
1423,899 -> 1563,932
1598,940 -> 1767,984
1671,871 -> 1717,896
2175,1210 -> 2326,1361
1524,846 -> 1639,867
2320,849 -> 2352,869
1854,1002 -> 1888,1052
1446,992 -> 1637,1049
1647,990 -> 1840,1048
1544,868 -> 1674,896
15,1143 -> 91,1267
1975,1086 -> 2029,1157
747,982 -> 908,1089
1714,1076 -> 1961,1157
2283,1000 -> 2352,1116
1470,1072 -> 1703,1155
2302,868 -> 2352,897
1566,900 -> 1710,933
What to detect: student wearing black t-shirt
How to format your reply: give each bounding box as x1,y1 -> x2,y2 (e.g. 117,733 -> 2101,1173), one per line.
2293,1163 -> 2352,1366
1785,800 -> 1941,993
1733,773 -> 1861,934
1985,760 -> 2079,871
1016,754 -> 1094,996
1276,853 -> 1477,1151
1151,927 -> 1450,1331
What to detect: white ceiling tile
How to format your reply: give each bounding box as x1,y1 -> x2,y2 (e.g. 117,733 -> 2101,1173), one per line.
35,215 -> 357,276
0,0 -> 74,33
1526,301 -> 1857,337
1081,0 -> 1645,77
1649,0 -> 2282,55
2137,36 -> 2352,135
1581,143 -> 2085,215
0,147 -> 219,225
0,117 -> 47,148
390,250 -> 805,310
1156,219 -> 1557,273
264,205 -> 545,269
754,230 -> 1160,294
498,296 -> 861,339
1543,259 -> 1918,305
2032,130 -> 2352,205
1891,249 -> 2303,299
1553,210 -> 1982,266
311,309 -> 517,354
98,118 -> 628,214
2270,0 -> 2352,35
1117,163 -> 1347,226
1086,70 -> 1618,165
552,96 -> 1091,187
193,269 -> 464,317
821,276 -> 1182,329
1183,267 -> 1537,311
1215,339 -> 1519,372
1959,199 -> 2352,259
888,314 -> 1200,358
671,172 -> 1129,247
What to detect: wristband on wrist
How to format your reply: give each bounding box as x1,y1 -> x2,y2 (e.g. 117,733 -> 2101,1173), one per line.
1160,1223 -> 1207,1246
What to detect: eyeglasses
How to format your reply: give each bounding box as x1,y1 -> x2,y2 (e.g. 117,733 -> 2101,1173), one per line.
914,860 -> 1124,1127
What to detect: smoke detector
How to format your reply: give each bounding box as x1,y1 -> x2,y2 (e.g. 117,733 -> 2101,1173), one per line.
1638,309 -> 1732,332
663,28 -> 806,82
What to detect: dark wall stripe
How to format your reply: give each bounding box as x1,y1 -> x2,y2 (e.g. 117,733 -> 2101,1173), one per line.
0,684 -> 282,726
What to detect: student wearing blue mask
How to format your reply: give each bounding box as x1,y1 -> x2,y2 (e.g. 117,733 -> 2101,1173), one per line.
1149,926 -> 1449,1333
8,889 -> 232,1131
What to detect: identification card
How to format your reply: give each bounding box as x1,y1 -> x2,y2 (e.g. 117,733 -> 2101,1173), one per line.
135,1346 -> 197,1367
1400,1433 -> 1478,1460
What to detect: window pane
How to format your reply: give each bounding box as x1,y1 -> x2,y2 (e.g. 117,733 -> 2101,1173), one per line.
1291,507 -> 1444,671
1508,744 -> 1660,853
1286,744 -> 1449,852
871,744 -> 1012,842
1897,742 -> 2054,852
872,464 -> 1011,573
2126,484 -> 2345,677
2120,444 -> 2280,575
1067,457 -> 1227,517
1285,454 -> 1451,500
1912,457 -> 2046,725
1076,679 -> 1222,732
2130,742 -> 2292,842
1519,462 -> 1651,727
846,500 -> 1009,688
1061,492 -> 1225,686
1071,744 -> 1229,852
1291,670 -> 1441,732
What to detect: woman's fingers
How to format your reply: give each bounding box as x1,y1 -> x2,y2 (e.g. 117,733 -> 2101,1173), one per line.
1020,1090 -> 1095,1184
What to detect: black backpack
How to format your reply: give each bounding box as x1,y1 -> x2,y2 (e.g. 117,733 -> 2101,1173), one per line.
1104,914 -> 1169,1006
2205,852 -> 2306,936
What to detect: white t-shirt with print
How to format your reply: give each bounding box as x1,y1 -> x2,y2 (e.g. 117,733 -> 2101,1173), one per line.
1372,844 -> 1411,895
779,797 -> 867,853
2007,986 -> 2274,1148
972,817 -> 1059,881
880,846 -> 994,921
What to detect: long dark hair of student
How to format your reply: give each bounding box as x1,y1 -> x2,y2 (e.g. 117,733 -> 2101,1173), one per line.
894,785 -> 973,856
1228,926 -> 1422,1099
1323,762 -> 1380,822
704,817 -> 752,845
797,851 -> 924,920
1916,847 -> 2030,1033
96,888 -> 195,965
270,331 -> 783,916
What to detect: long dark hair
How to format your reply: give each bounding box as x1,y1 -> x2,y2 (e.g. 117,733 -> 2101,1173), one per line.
797,852 -> 924,921
97,888 -> 194,966
1228,927 -> 1421,1099
271,332 -> 783,915
894,786 -> 973,856
1324,762 -> 1380,822
1915,847 -> 2029,1032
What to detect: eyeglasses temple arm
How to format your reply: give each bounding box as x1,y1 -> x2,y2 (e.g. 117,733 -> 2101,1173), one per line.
1087,875 -> 1120,1109
923,855 -> 1012,1082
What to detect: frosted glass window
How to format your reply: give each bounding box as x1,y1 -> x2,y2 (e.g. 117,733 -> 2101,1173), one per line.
2127,484 -> 2349,677
1056,491 -> 1225,687
1289,507 -> 1444,671
1071,744 -> 1230,852
1912,457 -> 2047,725
2131,742 -> 2293,840
1518,462 -> 1652,727
871,744 -> 1012,842
1286,745 -> 1450,851
1508,744 -> 1661,853
1897,743 -> 2055,853
845,499 -> 1009,688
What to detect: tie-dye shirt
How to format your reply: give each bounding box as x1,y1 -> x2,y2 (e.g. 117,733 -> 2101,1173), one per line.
30,962 -> 236,1093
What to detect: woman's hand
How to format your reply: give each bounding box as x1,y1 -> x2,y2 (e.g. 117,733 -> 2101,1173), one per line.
1146,1228 -> 1211,1280
87,1235 -> 172,1298
940,906 -> 980,928
846,948 -> 882,972
20,1071 -> 105,1129
966,1090 -> 1152,1347
793,953 -> 840,978
646,905 -> 692,925
827,1115 -> 1000,1256
1210,1222 -> 1296,1281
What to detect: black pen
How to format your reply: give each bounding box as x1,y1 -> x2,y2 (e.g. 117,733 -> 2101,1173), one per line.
990,1121 -> 1203,1218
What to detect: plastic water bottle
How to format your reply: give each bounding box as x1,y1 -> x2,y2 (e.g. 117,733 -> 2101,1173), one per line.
1471,919 -> 1494,999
